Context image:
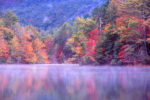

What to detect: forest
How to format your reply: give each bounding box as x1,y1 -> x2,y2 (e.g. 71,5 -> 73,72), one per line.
0,0 -> 150,65
0,0 -> 106,29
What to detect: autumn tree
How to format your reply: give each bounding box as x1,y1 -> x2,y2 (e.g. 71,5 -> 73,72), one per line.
54,22 -> 73,63
64,17 -> 97,64
95,24 -> 120,65
43,36 -> 53,61
0,19 -> 4,27
118,0 -> 150,56
7,36 -> 22,63
118,0 -> 150,18
0,28 -> 9,64
0,27 -> 14,42
0,27 -> 21,63
21,32 -> 37,64
0,38 -> 9,63
94,0 -> 150,65
83,28 -> 99,64
92,1 -> 113,34
33,38 -> 49,63
25,25 -> 39,39
116,16 -> 146,64
24,25 -> 50,63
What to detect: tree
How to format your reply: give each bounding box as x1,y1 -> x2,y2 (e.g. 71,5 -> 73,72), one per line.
115,16 -> 145,64
53,44 -> 64,63
33,38 -> 49,63
43,37 -> 53,60
3,10 -> 19,28
95,24 -> 119,65
0,11 -> 4,18
8,36 -> 21,63
54,22 -> 73,46
92,1 -> 111,34
0,38 -> 9,63
118,0 -> 150,56
11,22 -> 25,38
83,28 -> 99,64
0,27 -> 18,63
118,0 -> 150,19
21,32 -> 37,64
54,22 -> 73,62
74,17 -> 96,36
25,25 -> 39,39
92,6 -> 103,35
64,17 -> 97,64
0,19 -> 4,27
109,0 -> 120,16
0,27 -> 14,42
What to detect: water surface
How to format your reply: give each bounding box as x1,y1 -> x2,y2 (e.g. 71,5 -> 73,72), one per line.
0,64 -> 150,100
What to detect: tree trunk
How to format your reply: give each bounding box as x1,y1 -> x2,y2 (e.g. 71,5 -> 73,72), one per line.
142,5 -> 148,56
97,17 -> 102,36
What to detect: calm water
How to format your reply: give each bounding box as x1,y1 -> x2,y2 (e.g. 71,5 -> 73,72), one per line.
0,64 -> 150,100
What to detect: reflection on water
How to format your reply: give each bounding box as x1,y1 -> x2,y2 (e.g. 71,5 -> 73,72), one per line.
0,64 -> 150,100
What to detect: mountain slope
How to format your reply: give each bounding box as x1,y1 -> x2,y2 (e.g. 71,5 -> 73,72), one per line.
0,0 -> 107,29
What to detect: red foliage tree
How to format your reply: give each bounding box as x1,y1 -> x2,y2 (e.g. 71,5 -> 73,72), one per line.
86,28 -> 99,57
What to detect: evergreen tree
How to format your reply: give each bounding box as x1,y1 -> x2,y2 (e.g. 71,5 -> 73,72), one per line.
3,10 -> 19,28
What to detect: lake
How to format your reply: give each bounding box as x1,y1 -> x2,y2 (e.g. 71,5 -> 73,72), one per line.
0,64 -> 150,100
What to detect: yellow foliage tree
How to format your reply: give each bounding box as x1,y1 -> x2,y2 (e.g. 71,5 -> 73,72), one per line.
21,32 -> 37,63
33,38 -> 49,63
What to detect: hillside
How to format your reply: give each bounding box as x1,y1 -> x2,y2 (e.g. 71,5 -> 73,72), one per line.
0,0 -> 107,29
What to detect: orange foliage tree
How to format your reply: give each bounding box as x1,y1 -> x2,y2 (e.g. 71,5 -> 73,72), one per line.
21,32 -> 37,63
0,38 -> 9,63
33,38 -> 49,63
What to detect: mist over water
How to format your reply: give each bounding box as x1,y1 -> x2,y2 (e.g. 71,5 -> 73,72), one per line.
0,64 -> 150,100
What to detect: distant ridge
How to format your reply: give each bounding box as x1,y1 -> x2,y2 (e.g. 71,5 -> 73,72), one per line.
0,0 -> 107,29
